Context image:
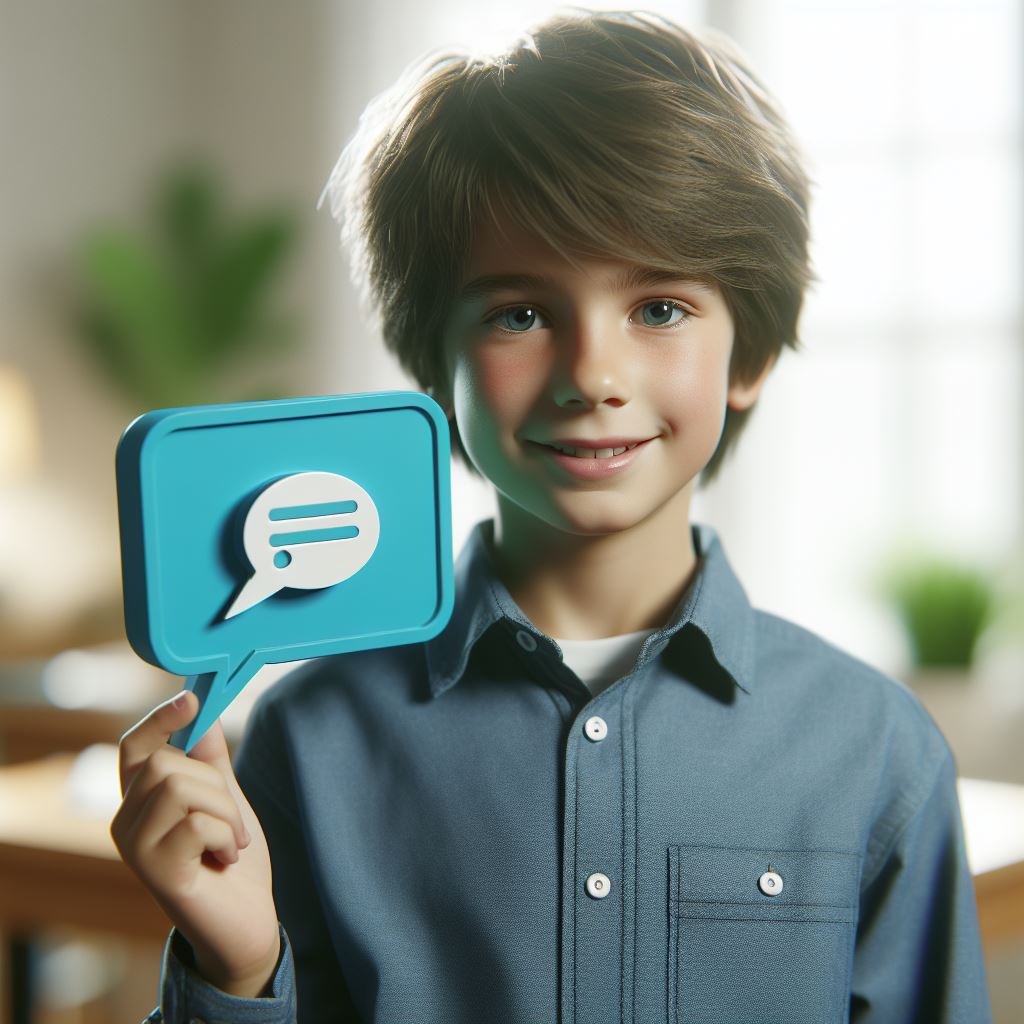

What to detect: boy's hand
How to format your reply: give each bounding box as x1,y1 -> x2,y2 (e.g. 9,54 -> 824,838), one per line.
110,690 -> 281,998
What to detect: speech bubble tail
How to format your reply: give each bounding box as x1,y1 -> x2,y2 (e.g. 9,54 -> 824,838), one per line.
223,573 -> 280,621
169,653 -> 263,754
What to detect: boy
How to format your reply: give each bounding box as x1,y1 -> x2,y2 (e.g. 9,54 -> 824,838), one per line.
113,9 -> 992,1022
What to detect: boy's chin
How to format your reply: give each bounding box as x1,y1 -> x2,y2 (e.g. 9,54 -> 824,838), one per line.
516,495 -> 678,540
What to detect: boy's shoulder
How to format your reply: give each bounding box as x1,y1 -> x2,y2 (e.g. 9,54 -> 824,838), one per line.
750,604 -> 953,768
244,642 -> 427,733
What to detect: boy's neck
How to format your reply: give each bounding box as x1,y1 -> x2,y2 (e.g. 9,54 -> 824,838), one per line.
488,487 -> 699,641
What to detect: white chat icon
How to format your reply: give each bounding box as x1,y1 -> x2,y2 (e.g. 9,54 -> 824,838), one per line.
223,471 -> 380,620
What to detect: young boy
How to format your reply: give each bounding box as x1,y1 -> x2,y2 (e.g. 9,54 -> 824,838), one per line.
114,9 -> 992,1022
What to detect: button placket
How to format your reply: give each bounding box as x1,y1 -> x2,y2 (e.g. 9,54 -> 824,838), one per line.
569,691 -> 625,1022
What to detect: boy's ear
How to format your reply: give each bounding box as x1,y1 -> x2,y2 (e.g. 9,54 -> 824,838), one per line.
726,353 -> 777,411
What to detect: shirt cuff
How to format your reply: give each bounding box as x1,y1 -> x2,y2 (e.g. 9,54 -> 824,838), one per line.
157,921 -> 296,1023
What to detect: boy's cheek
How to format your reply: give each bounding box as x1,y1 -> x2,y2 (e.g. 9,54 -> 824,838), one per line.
448,366 -> 505,459
651,358 -> 729,419
453,351 -> 544,423
647,374 -> 731,462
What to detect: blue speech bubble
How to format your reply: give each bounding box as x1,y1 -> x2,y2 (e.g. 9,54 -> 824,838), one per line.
116,392 -> 453,753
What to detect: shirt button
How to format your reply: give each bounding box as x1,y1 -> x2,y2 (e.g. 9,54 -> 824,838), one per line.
515,629 -> 538,652
758,870 -> 784,896
584,716 -> 608,741
585,872 -> 612,899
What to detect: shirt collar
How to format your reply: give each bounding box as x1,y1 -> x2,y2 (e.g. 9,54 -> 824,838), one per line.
424,517 -> 757,699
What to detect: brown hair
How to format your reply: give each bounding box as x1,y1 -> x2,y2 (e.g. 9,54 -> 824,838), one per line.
319,7 -> 818,485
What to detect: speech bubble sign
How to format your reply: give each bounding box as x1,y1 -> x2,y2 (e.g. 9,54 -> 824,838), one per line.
116,392 -> 453,753
224,471 -> 382,620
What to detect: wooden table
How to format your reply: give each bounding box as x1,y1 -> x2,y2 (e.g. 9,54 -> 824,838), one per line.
0,754 -> 170,937
958,777 -> 1024,947
0,754 -> 171,1024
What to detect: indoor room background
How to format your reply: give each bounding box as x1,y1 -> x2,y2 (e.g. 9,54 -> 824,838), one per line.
0,0 -> 1021,1021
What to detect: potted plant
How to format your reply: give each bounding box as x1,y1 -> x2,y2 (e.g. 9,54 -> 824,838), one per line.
70,160 -> 303,409
51,161 -> 304,649
876,549 -> 997,685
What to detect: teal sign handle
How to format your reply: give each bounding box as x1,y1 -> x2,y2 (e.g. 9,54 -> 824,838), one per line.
115,391 -> 454,753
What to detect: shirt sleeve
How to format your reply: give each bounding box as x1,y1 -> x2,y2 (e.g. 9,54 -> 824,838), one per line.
232,690 -> 364,1022
850,748 -> 993,1023
149,920 -> 296,1023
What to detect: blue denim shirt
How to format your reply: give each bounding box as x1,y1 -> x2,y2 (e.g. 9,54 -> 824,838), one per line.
145,518 -> 992,1023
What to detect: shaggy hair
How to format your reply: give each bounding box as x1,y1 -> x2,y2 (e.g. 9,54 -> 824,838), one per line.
319,6 -> 818,485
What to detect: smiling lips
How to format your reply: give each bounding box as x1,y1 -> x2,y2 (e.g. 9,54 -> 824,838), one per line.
528,436 -> 655,478
536,436 -> 653,459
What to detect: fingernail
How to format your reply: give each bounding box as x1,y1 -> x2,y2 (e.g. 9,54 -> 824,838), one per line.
172,691 -> 188,709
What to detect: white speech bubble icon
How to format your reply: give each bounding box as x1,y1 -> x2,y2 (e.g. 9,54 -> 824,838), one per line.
223,471 -> 380,620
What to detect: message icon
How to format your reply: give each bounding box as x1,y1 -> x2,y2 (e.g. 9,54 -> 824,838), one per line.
225,472 -> 381,620
116,392 -> 453,753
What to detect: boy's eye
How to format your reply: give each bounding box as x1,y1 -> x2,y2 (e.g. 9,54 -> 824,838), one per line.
634,300 -> 690,328
485,300 -> 691,335
488,306 -> 549,334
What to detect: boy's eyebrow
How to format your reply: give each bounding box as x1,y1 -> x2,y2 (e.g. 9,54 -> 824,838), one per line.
456,268 -> 715,302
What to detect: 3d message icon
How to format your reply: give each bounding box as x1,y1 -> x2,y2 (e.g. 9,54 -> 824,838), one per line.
223,471 -> 381,621
116,392 -> 453,753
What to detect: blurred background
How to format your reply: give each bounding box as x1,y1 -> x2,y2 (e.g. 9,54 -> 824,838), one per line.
0,0 -> 1021,1020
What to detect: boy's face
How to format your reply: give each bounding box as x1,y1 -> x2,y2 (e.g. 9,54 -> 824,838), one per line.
441,215 -> 770,539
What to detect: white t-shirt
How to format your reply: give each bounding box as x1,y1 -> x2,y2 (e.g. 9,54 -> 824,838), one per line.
552,628 -> 659,697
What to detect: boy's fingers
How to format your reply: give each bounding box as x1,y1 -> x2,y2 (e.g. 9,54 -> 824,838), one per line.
185,717 -> 234,775
157,811 -> 239,869
128,770 -> 251,855
118,690 -> 197,797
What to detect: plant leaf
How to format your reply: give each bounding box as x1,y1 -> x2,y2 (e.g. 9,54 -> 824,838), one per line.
198,215 -> 297,355
156,164 -> 220,264
78,230 -> 198,386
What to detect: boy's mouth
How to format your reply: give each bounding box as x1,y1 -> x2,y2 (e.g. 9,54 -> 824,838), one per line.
528,437 -> 653,460
545,443 -> 639,460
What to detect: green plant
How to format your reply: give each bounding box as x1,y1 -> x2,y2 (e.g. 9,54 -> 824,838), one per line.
71,161 -> 302,408
878,553 -> 997,669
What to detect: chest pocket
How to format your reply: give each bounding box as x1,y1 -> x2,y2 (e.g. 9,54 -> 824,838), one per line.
667,843 -> 861,1024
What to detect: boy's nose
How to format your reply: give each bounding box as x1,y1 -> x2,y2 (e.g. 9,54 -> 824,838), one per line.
551,331 -> 632,409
